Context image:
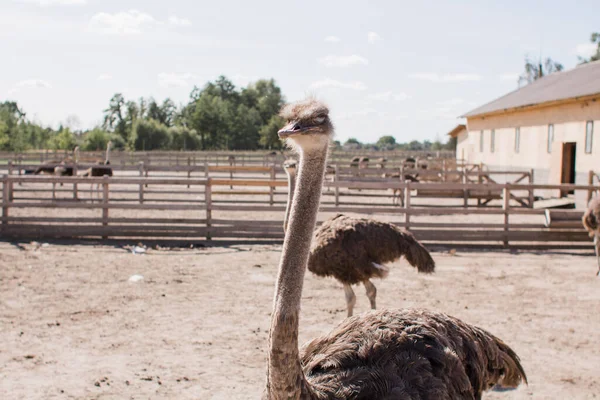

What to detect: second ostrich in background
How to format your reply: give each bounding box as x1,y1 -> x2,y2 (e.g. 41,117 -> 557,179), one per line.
81,141 -> 113,201
283,160 -> 435,316
582,196 -> 600,275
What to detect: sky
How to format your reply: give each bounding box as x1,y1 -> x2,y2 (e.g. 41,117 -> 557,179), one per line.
1,0 -> 598,144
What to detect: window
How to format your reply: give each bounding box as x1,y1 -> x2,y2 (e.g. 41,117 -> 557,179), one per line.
515,127 -> 520,153
490,130 -> 495,153
585,121 -> 594,154
479,131 -> 484,152
547,124 -> 554,153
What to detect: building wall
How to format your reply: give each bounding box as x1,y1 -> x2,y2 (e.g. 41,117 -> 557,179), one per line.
458,98 -> 600,207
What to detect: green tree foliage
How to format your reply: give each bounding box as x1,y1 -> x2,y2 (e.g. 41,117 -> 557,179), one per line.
130,119 -> 171,150
259,115 -> 285,149
579,32 -> 600,63
519,56 -> 563,86
169,126 -> 201,150
49,127 -> 76,150
83,128 -> 112,151
376,135 -> 396,149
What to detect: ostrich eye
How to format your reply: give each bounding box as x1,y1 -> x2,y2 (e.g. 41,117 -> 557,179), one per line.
315,116 -> 326,124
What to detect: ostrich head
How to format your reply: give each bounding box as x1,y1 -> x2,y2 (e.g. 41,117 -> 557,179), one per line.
278,98 -> 334,151
282,159 -> 297,174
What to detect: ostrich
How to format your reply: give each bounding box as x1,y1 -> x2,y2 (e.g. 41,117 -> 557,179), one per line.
227,155 -> 235,189
53,146 -> 80,178
582,196 -> 600,275
265,97 -> 527,399
375,157 -> 387,169
282,159 -> 297,233
81,141 -> 113,201
283,161 -> 434,316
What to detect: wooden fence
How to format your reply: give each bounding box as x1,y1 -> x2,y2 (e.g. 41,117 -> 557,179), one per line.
2,163 -> 535,208
1,175 -> 597,246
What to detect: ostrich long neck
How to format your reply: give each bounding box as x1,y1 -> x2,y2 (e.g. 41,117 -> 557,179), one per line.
267,145 -> 328,398
105,143 -> 111,164
283,167 -> 297,233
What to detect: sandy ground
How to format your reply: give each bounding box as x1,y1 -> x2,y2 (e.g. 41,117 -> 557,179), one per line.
1,241 -> 599,400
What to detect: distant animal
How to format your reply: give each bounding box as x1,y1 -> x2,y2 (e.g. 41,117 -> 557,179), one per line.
308,214 -> 435,316
81,141 -> 113,201
582,196 -> 600,275
381,170 -> 419,206
265,97 -> 527,399
375,157 -> 387,169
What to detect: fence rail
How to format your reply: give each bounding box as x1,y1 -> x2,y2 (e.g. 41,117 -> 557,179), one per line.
1,175 -> 597,245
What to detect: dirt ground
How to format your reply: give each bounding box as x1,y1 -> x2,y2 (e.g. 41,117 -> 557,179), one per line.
1,241 -> 599,399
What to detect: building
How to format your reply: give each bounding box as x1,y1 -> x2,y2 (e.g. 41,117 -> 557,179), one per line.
458,60 -> 600,204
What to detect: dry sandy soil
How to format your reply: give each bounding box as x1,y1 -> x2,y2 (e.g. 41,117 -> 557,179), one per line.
1,241 -> 599,399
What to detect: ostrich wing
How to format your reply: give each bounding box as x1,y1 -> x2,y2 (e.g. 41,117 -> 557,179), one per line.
301,309 -> 526,400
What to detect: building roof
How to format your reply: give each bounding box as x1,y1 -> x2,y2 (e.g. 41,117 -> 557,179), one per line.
447,124 -> 467,137
463,60 -> 600,118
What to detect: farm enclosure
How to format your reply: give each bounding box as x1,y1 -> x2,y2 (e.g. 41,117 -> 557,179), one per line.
1,242 -> 599,399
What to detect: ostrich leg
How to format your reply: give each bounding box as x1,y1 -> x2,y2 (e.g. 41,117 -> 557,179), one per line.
595,234 -> 600,276
363,279 -> 377,310
343,284 -> 356,317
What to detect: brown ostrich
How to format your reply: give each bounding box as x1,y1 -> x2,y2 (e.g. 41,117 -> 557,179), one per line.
375,157 -> 387,169
227,155 -> 235,189
310,214 -> 435,316
265,97 -> 527,399
81,141 -> 113,201
582,196 -> 600,275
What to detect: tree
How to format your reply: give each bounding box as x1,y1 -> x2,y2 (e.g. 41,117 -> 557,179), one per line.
83,128 -> 112,151
169,126 -> 201,150
259,115 -> 285,150
130,119 -> 171,150
50,127 -> 76,150
579,32 -> 600,64
519,56 -> 563,86
376,135 -> 396,149
102,94 -> 128,140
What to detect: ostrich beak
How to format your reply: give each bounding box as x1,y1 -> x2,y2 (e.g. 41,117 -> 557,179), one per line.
278,121 -> 311,138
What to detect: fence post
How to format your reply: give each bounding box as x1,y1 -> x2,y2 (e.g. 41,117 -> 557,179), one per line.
138,162 -> 144,204
334,165 -> 340,207
503,185 -> 510,247
404,181 -> 411,231
7,161 -> 13,177
529,169 -> 535,208
73,163 -> 78,200
462,173 -> 468,208
187,156 -> 191,189
2,175 -> 8,228
204,161 -> 209,179
205,178 -> 212,241
102,176 -> 109,239
269,166 -> 275,206
588,170 -> 595,204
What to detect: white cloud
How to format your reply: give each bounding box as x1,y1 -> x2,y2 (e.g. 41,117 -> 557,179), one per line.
367,91 -> 411,101
499,73 -> 520,81
97,74 -> 112,81
318,54 -> 369,68
168,15 -> 192,27
158,72 -> 197,88
8,79 -> 52,94
575,43 -> 597,58
14,0 -> 86,5
325,36 -> 341,43
310,78 -> 367,91
15,79 -> 52,89
367,32 -> 382,43
409,73 -> 482,82
88,10 -> 157,35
